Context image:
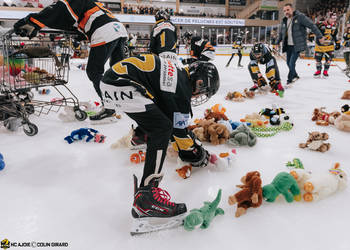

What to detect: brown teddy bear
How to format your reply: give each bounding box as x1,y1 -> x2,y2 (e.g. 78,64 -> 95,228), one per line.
204,109 -> 229,122
226,91 -> 245,102
311,108 -> 341,126
207,123 -> 230,145
299,132 -> 331,152
228,171 -> 263,217
334,114 -> 350,132
341,90 -> 350,100
244,88 -> 255,98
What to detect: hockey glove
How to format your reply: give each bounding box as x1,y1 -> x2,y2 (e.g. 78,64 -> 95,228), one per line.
335,43 -> 341,51
14,17 -> 40,39
257,76 -> 268,88
177,132 -> 210,168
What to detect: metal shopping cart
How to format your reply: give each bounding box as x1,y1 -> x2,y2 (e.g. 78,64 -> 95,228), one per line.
0,29 -> 87,136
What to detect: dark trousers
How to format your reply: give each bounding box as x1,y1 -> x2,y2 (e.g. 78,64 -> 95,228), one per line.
227,51 -> 242,66
344,51 -> 350,68
86,37 -> 127,99
286,45 -> 300,82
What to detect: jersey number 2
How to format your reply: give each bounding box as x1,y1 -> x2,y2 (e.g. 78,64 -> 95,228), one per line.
112,54 -> 156,75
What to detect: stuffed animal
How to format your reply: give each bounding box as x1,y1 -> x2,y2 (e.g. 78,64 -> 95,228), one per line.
217,120 -> 233,133
209,149 -> 236,169
0,153 -> 5,171
184,189 -> 224,231
58,101 -> 104,122
207,122 -> 230,145
299,132 -> 330,152
226,91 -> 245,102
228,171 -> 263,217
260,107 -> 289,126
244,88 -> 255,98
334,113 -> 350,132
110,127 -> 133,149
240,113 -> 268,128
291,163 -> 347,202
176,165 -> 192,179
211,104 -> 226,114
130,150 -> 146,164
228,124 -> 257,147
341,90 -> 350,100
204,109 -> 229,122
311,107 -> 341,126
262,172 -> 301,202
64,128 -> 105,144
341,104 -> 350,115
190,118 -> 216,142
286,158 -> 304,169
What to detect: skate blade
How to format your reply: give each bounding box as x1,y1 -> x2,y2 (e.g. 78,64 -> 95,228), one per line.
89,116 -> 120,125
313,75 -> 321,79
130,213 -> 186,236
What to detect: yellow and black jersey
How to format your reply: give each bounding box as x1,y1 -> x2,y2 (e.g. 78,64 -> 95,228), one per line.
150,19 -> 177,56
232,39 -> 243,49
190,36 -> 215,61
102,54 -> 192,117
249,44 -> 274,64
315,21 -> 340,53
343,32 -> 350,47
23,0 -> 127,47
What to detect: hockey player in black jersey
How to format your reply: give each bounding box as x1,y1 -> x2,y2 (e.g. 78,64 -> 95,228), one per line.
343,27 -> 350,73
150,10 -> 178,63
13,0 -> 128,123
182,31 -> 215,65
247,43 -> 285,97
226,32 -> 244,68
100,54 -> 219,234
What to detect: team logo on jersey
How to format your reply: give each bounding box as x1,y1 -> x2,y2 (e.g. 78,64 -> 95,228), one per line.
173,112 -> 190,129
1,239 -> 10,249
113,23 -> 120,32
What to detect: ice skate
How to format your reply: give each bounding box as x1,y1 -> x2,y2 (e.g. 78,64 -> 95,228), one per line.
131,174 -> 187,235
313,70 -> 321,78
89,107 -> 120,125
322,70 -> 329,78
292,76 -> 300,82
237,64 -> 243,68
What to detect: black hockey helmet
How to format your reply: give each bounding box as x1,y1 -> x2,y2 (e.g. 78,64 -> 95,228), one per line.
188,61 -> 220,106
155,10 -> 170,21
252,43 -> 264,58
184,31 -> 193,40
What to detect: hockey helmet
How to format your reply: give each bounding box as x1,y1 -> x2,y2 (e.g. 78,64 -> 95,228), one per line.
252,43 -> 264,59
188,61 -> 220,106
155,10 -> 170,21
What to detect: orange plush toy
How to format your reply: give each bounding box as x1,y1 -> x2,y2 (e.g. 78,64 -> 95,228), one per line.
176,165 -> 192,179
228,171 -> 263,217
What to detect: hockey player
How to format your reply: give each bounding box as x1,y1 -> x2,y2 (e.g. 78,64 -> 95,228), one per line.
247,43 -> 284,97
13,0 -> 128,123
226,32 -> 244,68
182,31 -> 215,65
127,33 -> 138,57
313,14 -> 341,78
150,10 -> 178,63
100,54 -> 219,234
343,27 -> 350,73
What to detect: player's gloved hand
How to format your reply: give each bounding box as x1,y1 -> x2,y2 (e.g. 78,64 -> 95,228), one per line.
335,43 -> 341,50
14,17 -> 40,39
182,58 -> 196,65
178,133 -> 210,168
257,76 -> 268,87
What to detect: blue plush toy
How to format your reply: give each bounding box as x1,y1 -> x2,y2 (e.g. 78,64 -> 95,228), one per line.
64,128 -> 101,144
0,153 -> 5,171
229,120 -> 251,130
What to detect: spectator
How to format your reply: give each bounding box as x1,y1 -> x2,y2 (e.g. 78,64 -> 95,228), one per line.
277,3 -> 325,85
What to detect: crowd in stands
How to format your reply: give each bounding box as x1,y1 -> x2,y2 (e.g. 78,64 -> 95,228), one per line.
306,0 -> 348,22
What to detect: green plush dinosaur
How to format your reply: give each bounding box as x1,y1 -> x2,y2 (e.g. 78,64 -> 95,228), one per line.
262,172 -> 301,203
184,189 -> 224,231
286,158 -> 304,169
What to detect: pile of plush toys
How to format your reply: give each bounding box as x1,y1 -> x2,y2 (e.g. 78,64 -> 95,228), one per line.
311,105 -> 350,132
0,153 -> 5,171
183,159 -> 347,232
64,128 -> 106,144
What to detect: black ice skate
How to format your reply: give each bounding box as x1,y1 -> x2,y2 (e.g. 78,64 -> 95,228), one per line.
89,107 -> 119,124
131,174 -> 187,235
130,125 -> 148,150
238,64 -> 243,68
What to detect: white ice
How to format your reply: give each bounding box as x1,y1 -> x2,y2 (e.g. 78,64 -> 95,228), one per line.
1,56 -> 350,250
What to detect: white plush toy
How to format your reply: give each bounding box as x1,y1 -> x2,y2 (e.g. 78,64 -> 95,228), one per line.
291,163 -> 347,202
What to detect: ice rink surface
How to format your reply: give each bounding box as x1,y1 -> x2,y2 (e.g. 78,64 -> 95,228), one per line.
1,56 -> 350,250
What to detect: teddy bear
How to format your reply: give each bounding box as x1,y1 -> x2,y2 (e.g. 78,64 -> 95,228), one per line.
228,124 -> 257,147
228,171 -> 263,217
244,88 -> 255,98
299,132 -> 331,152
225,91 -> 245,102
341,90 -> 350,100
334,113 -> 350,132
311,107 -> 341,126
204,109 -> 229,122
291,163 -> 347,202
262,172 -> 301,203
207,122 -> 230,145
189,118 -> 216,141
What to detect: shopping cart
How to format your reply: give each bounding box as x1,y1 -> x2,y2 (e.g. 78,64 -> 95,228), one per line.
0,29 -> 87,136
